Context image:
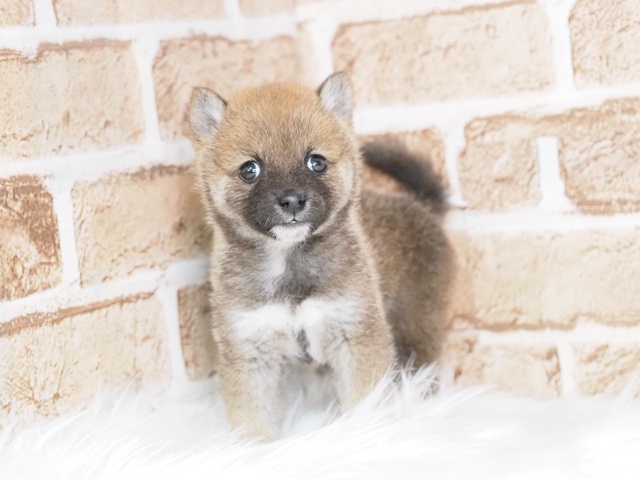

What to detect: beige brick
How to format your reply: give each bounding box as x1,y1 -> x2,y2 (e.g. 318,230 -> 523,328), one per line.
73,166 -> 208,285
445,335 -> 561,397
460,99 -> 640,213
574,344 -> 640,395
570,0 -> 640,88
450,232 -> 556,330
546,230 -> 640,327
333,3 -> 554,105
557,100 -> 640,214
239,0 -> 293,15
459,115 -> 541,210
178,284 -> 216,380
0,176 -> 62,300
0,294 -> 170,426
54,0 -> 223,25
153,36 -> 302,140
0,42 -> 144,158
450,229 -> 640,330
0,0 -> 33,26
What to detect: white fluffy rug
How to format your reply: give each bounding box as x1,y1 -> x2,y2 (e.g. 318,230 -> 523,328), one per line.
2,369 -> 640,480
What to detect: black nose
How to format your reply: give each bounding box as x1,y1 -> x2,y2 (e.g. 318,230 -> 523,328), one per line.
278,192 -> 306,215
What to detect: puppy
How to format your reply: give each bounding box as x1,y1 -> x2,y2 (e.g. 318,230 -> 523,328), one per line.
187,73 -> 454,441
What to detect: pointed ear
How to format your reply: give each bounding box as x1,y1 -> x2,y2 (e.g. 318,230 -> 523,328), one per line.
317,72 -> 353,123
188,87 -> 227,142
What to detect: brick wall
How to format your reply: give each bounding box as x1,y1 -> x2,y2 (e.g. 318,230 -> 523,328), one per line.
1,0 -> 639,425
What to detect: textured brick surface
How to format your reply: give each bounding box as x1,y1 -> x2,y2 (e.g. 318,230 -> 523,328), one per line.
445,335 -> 561,397
460,99 -> 640,213
557,100 -> 640,214
73,166 -> 208,285
545,230 -> 640,327
178,284 -> 216,380
570,0 -> 640,88
333,3 -> 554,105
0,0 -> 33,26
450,229 -> 640,329
153,36 -> 301,140
459,115 -> 541,211
53,0 -> 224,24
574,344 -> 640,395
0,42 -> 144,158
450,233 -> 554,330
0,177 -> 62,301
239,0 -> 294,15
0,294 -> 170,426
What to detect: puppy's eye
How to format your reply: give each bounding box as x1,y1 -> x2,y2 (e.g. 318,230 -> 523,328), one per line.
306,154 -> 327,174
239,160 -> 261,183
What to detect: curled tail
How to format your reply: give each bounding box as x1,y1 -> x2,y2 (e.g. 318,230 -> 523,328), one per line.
361,136 -> 448,215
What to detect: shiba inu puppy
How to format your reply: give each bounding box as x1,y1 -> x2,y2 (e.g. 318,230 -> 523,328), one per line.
187,73 -> 454,441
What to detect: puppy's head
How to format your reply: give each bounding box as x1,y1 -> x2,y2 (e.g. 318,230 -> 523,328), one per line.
188,73 -> 358,244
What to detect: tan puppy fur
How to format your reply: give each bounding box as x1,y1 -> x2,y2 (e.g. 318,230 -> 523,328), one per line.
187,74 -> 454,441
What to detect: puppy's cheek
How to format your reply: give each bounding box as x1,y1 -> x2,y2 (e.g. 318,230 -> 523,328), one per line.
315,196 -> 328,224
304,195 -> 327,229
211,177 -> 232,211
336,162 -> 355,193
223,183 -> 256,228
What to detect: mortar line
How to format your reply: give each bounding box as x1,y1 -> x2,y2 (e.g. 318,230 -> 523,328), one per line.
298,15 -> 338,83
0,16 -> 297,51
0,142 -> 194,180
353,83 -> 640,135
445,210 -> 640,233
295,0 -> 523,24
0,257 -> 208,324
43,177 -> 81,286
555,338 -> 577,397
473,326 -> 640,345
535,136 -> 575,213
543,0 -> 578,92
224,0 -> 243,24
132,31 -> 163,152
155,285 -> 189,383
33,0 -> 57,28
442,124 -> 468,209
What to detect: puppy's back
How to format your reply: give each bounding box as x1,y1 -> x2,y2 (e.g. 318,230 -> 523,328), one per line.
360,139 -> 454,367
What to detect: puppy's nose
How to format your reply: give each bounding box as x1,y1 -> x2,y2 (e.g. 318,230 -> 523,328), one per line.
278,191 -> 306,215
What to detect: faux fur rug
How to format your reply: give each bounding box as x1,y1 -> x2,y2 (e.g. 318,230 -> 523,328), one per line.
2,369 -> 640,480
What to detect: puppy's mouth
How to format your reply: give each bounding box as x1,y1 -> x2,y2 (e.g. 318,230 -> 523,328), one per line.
269,221 -> 311,243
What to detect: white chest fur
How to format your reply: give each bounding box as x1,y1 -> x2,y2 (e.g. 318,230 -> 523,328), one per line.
228,297 -> 360,364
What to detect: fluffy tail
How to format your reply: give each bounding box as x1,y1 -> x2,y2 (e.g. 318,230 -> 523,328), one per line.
361,137 -> 448,215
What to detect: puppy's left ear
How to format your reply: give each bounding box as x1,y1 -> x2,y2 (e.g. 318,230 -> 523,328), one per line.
317,72 -> 353,125
188,87 -> 227,143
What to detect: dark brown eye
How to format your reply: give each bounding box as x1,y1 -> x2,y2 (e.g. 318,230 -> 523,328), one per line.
239,160 -> 261,183
306,154 -> 327,174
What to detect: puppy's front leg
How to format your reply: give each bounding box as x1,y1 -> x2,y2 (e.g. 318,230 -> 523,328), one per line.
330,311 -> 395,410
217,348 -> 287,442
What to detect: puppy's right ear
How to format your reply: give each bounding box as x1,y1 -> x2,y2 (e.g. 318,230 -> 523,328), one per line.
188,87 -> 227,142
